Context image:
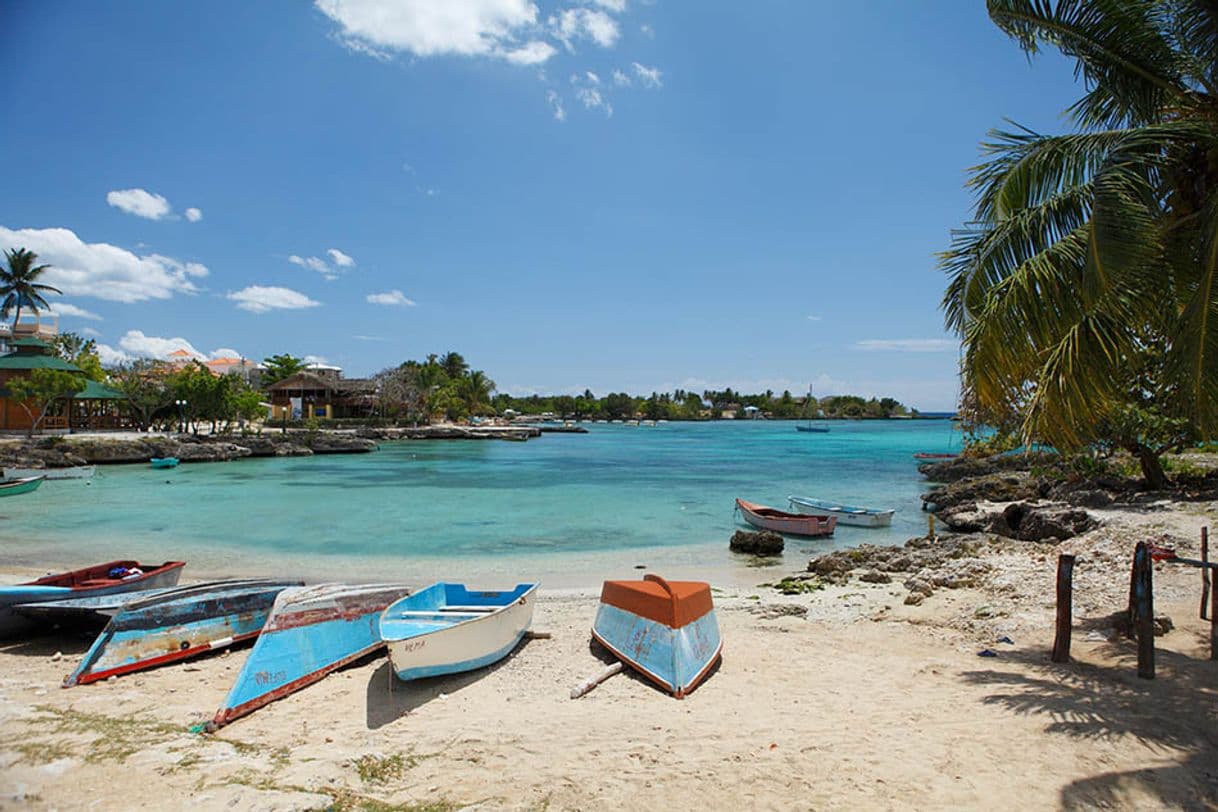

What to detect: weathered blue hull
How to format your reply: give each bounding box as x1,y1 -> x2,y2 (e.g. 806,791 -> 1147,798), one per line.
592,604 -> 721,696
63,580 -> 300,686
213,583 -> 411,726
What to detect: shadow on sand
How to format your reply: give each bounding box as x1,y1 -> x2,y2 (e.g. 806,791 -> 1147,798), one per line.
364,636 -> 537,730
959,632 -> 1218,808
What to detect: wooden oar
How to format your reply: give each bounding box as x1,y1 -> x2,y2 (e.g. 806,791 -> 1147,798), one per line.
570,662 -> 623,699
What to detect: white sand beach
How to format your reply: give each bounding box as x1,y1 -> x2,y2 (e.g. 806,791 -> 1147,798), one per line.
2,502 -> 1216,811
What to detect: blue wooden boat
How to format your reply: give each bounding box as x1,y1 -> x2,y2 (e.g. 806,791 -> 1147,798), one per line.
0,475 -> 45,496
61,579 -> 301,686
592,574 -> 721,698
795,424 -> 829,433
380,583 -> 537,682
150,457 -> 179,469
787,495 -> 895,527
212,583 -> 412,727
0,560 -> 185,637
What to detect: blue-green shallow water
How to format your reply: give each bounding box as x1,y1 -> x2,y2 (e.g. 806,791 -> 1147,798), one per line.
0,421 -> 959,588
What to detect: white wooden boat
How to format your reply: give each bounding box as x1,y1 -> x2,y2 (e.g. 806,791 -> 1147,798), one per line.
3,466 -> 96,480
380,583 -> 537,682
787,495 -> 895,527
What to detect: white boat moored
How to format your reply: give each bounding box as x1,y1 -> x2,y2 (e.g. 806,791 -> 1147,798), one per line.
787,495 -> 895,528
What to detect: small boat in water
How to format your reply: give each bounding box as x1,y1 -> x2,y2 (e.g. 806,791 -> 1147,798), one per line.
913,452 -> 958,462
0,476 -> 44,497
61,579 -> 301,686
3,466 -> 95,481
795,424 -> 829,433
735,498 -> 836,537
150,457 -> 179,469
380,583 -> 537,683
592,574 -> 721,698
0,560 -> 186,637
213,583 -> 412,727
787,495 -> 895,528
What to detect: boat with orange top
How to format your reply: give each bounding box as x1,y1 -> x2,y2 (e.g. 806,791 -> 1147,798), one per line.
591,574 -> 721,698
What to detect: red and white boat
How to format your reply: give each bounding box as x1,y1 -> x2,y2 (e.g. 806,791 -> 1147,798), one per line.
735,499 -> 836,537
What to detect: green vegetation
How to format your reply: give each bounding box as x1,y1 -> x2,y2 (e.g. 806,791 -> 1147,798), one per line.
353,753 -> 407,784
1,247 -> 61,328
260,353 -> 307,387
28,704 -> 186,764
941,1 -> 1218,488
50,333 -> 104,381
759,576 -> 825,595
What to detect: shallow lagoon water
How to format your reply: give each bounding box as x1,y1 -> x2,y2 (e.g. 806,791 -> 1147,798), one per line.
0,421 -> 960,588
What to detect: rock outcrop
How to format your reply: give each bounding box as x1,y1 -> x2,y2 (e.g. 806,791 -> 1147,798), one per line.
729,529 -> 784,555
917,451 -> 1060,483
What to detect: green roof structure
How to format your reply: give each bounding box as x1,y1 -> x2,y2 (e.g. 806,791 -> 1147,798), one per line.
0,354 -> 82,371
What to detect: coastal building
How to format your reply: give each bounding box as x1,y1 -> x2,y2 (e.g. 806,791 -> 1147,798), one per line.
205,356 -> 262,387
267,371 -> 377,420
0,336 -> 130,432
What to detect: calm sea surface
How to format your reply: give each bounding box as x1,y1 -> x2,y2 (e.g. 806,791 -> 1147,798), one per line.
1,421 -> 960,588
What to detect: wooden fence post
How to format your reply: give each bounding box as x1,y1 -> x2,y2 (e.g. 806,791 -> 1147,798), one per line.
1202,526 -> 1210,621
1051,554 -> 1075,663
1211,565 -> 1217,662
1133,541 -> 1155,679
1126,548 -> 1139,640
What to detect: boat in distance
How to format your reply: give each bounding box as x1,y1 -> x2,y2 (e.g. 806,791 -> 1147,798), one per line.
380,583 -> 537,683
913,452 -> 958,462
3,466 -> 95,480
787,496 -> 895,528
150,457 -> 179,469
735,498 -> 836,537
213,583 -> 412,727
592,574 -> 721,698
0,560 -> 186,637
0,475 -> 44,497
795,424 -> 829,433
62,579 -> 301,686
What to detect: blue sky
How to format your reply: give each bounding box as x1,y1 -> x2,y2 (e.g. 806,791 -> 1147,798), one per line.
0,1 -> 1082,410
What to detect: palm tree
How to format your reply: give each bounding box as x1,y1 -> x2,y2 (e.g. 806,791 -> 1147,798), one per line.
440,351 -> 468,380
941,0 -> 1218,486
1,248 -> 62,329
459,370 -> 495,414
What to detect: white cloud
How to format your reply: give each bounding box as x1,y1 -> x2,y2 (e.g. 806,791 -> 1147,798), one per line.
227,286 -> 321,314
806,315 -> 822,321
50,302 -> 103,321
78,326 -> 102,337
353,334 -> 387,341
585,70 -> 600,84
366,289 -> 416,306
503,40 -> 556,65
854,339 -> 957,352
327,248 -> 356,267
575,85 -> 612,116
209,347 -> 243,359
106,188 -> 172,220
184,207 -> 203,222
593,0 -> 627,11
316,0 -> 554,64
0,226 -> 206,303
612,68 -> 631,86
640,22 -> 653,38
546,89 -> 567,121
289,254 -> 330,274
552,8 -> 620,50
632,61 -> 662,88
304,354 -> 330,365
96,344 -> 134,366
118,330 -> 205,360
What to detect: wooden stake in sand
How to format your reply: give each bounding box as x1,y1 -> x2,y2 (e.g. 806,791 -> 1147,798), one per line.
1132,541 -> 1155,680
1051,554 -> 1075,664
1201,526 -> 1210,621
570,662 -> 623,699
1211,564 -> 1217,662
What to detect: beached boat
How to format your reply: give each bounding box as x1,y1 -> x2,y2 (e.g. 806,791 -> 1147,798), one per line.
787,495 -> 895,528
150,457 -> 179,469
212,583 -> 412,727
380,583 -> 537,682
0,476 -> 44,497
61,579 -> 301,686
913,452 -> 958,462
735,498 -> 836,537
592,574 -> 721,698
2,466 -> 95,481
0,560 -> 186,637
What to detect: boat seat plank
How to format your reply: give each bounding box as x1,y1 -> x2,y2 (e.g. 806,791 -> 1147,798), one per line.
390,610 -> 487,617
439,606 -> 499,612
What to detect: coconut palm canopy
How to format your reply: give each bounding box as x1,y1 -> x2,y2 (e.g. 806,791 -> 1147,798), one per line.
1,248 -> 62,327
941,1 -> 1218,464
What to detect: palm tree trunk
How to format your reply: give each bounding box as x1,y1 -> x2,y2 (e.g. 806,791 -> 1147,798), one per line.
11,303 -> 20,332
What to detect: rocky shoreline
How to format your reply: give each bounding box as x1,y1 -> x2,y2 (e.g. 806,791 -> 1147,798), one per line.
0,432 -> 378,467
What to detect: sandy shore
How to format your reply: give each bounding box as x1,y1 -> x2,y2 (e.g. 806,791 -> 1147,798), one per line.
2,502 -> 1217,810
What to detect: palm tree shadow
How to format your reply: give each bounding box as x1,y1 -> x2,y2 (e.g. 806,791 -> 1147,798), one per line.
365,636 -> 535,730
958,641 -> 1218,808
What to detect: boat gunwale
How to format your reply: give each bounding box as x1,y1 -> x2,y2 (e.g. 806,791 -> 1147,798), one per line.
380,583 -> 538,644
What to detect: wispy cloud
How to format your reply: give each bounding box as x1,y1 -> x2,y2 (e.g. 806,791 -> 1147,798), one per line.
854,338 -> 957,352
632,61 -> 662,88
106,188 -> 171,220
51,302 -> 103,321
228,285 -> 321,313
806,315 -> 822,321
184,207 -> 203,222
366,289 -> 416,307
327,248 -> 355,267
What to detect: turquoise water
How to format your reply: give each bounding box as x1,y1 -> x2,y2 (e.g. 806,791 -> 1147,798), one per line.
1,421 -> 959,587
